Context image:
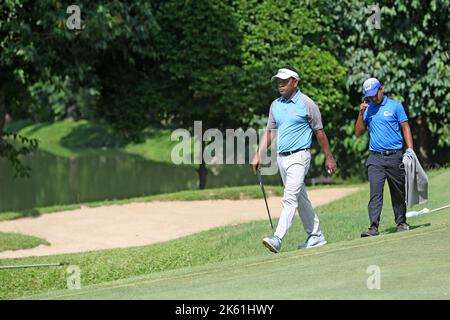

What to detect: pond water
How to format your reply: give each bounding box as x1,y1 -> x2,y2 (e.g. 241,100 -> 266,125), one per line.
0,151 -> 281,212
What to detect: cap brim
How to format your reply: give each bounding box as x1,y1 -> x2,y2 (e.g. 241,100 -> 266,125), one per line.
364,87 -> 380,97
271,74 -> 291,81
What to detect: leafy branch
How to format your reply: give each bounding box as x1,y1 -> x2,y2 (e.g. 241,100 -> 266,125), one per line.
0,133 -> 39,178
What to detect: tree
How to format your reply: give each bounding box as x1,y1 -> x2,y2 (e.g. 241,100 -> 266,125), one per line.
232,0 -> 349,177
150,0 -> 350,187
323,0 -> 450,169
151,0 -> 245,189
1,0 -> 160,174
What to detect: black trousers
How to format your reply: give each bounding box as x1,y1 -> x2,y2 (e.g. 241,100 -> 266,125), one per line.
366,152 -> 406,227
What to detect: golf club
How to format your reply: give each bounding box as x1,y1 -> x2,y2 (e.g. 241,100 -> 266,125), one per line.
256,168 -> 274,230
406,204 -> 450,218
0,262 -> 68,270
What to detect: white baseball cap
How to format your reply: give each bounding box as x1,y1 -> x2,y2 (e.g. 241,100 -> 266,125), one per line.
271,68 -> 299,81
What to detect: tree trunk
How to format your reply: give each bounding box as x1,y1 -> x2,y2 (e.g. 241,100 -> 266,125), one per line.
197,139 -> 208,190
194,119 -> 209,190
197,161 -> 208,190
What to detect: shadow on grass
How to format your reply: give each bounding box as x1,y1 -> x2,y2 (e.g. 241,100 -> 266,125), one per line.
60,122 -> 128,149
382,223 -> 431,234
0,209 -> 42,221
59,122 -> 169,151
5,121 -> 49,136
4,120 -> 35,133
22,123 -> 51,136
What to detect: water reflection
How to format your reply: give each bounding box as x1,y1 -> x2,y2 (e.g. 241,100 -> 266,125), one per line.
0,151 -> 281,212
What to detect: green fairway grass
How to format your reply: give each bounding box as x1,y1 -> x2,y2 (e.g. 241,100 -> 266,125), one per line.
0,168 -> 448,299
27,223 -> 450,300
0,233 -> 49,252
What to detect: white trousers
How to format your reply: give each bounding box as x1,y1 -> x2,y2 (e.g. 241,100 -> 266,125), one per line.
274,150 -> 322,240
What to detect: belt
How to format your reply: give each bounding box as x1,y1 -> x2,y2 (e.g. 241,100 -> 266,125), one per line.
370,149 -> 402,156
279,148 -> 309,156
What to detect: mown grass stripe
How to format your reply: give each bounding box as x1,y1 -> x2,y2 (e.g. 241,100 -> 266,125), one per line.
39,224 -> 447,300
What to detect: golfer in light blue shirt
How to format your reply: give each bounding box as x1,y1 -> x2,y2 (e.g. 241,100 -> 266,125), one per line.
252,65 -> 337,253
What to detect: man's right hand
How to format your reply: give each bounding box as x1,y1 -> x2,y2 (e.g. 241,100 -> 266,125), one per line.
355,103 -> 368,136
252,153 -> 261,174
359,102 -> 369,113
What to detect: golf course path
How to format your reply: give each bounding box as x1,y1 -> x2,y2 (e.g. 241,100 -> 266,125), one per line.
0,187 -> 359,258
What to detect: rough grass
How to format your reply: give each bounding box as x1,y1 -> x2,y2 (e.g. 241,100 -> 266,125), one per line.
0,233 -> 49,253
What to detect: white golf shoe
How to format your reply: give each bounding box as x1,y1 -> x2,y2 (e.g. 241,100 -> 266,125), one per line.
298,234 -> 327,249
262,235 -> 282,253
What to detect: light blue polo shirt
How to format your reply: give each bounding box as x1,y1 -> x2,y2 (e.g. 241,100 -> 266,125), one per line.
266,90 -> 323,153
363,96 -> 408,151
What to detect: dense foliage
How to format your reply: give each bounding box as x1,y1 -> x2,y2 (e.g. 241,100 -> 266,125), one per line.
1,0 -> 448,184
324,0 -> 450,170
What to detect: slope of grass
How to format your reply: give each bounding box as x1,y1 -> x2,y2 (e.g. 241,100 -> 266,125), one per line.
0,168 -> 448,299
0,233 -> 49,253
29,223 -> 450,300
5,120 -> 182,163
124,128 -> 180,163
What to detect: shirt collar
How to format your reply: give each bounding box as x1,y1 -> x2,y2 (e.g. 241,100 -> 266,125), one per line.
279,90 -> 301,104
371,96 -> 387,107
